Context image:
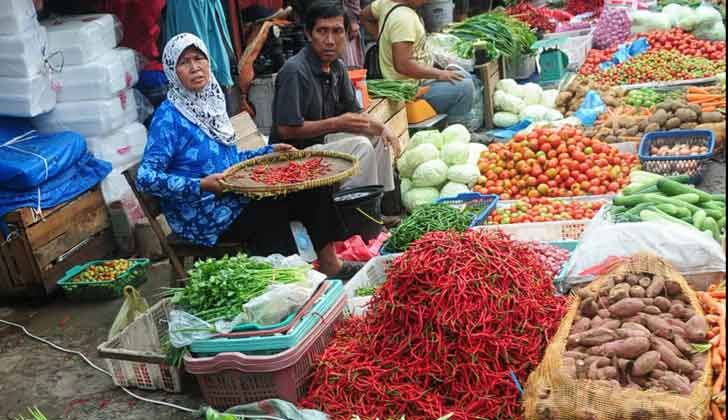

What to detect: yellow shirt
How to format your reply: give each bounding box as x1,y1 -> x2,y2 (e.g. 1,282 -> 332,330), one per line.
371,0 -> 432,81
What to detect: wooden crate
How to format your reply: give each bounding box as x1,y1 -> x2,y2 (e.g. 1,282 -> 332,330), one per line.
476,58 -> 506,130
366,98 -> 410,158
0,187 -> 116,298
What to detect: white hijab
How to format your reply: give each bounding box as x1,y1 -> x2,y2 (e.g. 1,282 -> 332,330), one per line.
162,33 -> 236,146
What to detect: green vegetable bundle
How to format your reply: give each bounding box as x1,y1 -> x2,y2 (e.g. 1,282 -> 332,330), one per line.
610,171 -> 725,241
384,203 -> 475,252
367,79 -> 419,102
447,12 -> 536,59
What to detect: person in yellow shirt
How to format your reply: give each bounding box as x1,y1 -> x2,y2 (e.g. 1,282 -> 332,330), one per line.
360,0 -> 475,126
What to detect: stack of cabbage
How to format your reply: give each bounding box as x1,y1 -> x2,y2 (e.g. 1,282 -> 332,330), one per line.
634,3 -> 725,41
493,79 -> 563,128
397,124 -> 486,212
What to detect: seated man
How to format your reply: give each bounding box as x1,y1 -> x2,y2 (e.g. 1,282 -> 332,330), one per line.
270,1 -> 399,193
360,0 -> 475,127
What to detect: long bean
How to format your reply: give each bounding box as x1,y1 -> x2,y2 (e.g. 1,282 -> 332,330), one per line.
367,80 -> 419,102
384,203 -> 474,253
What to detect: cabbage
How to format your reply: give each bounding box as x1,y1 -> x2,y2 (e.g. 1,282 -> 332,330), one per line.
412,159 -> 448,187
543,108 -> 564,122
467,143 -> 487,165
400,178 -> 412,195
695,3 -> 721,26
631,11 -> 672,34
494,91 -> 526,114
678,14 -> 699,31
442,124 -> 471,146
519,105 -> 551,122
406,129 -> 444,151
441,142 -> 470,166
522,83 -> 543,105
403,187 -> 440,212
439,182 -> 470,198
663,4 -> 693,26
540,89 -> 559,108
495,79 -> 518,95
397,143 -> 439,178
446,164 -> 480,187
693,21 -> 726,41
493,111 -> 519,128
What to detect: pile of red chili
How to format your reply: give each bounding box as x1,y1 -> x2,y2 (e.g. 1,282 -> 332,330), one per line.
249,157 -> 331,185
506,4 -> 556,32
302,230 -> 567,419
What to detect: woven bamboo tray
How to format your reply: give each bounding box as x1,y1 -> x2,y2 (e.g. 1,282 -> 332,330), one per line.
221,150 -> 359,198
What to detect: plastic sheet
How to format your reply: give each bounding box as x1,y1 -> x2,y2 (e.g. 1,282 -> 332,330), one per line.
572,90 -> 606,126
334,233 -> 389,262
599,37 -> 649,70
41,14 -> 122,65
0,23 -> 47,78
0,0 -> 37,35
202,400 -> 328,420
33,88 -> 138,136
0,72 -> 56,118
56,48 -> 140,101
427,33 -> 474,72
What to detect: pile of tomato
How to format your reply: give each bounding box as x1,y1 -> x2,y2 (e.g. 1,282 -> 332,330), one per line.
473,126 -> 640,200
487,197 -> 606,224
74,259 -> 130,282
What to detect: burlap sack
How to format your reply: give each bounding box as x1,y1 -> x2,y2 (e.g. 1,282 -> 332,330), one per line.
523,252 -> 713,420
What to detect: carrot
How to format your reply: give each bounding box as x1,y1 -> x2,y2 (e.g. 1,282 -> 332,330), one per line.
714,362 -> 726,394
700,292 -> 724,315
687,94 -> 724,103
711,402 -> 725,420
703,106 -> 718,112
708,314 -> 722,323
701,100 -> 727,107
720,310 -> 726,359
688,86 -> 711,95
713,347 -> 723,369
709,326 -> 721,339
711,290 -> 727,299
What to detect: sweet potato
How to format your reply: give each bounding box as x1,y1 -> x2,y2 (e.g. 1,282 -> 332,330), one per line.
617,327 -> 651,339
576,287 -> 596,300
659,372 -> 692,395
623,314 -> 646,325
642,298 -> 654,306
598,366 -> 619,380
645,276 -> 665,298
639,276 -> 652,288
563,351 -> 588,360
609,298 -> 646,318
598,296 -> 610,309
625,274 -> 640,286
563,357 -> 577,378
644,314 -> 673,339
591,315 -> 605,329
654,296 -> 671,313
666,318 -> 689,332
653,341 -> 695,374
685,314 -> 708,342
601,319 -> 622,330
630,286 -> 646,298
622,322 -> 651,334
584,356 -> 612,368
651,336 -> 681,356
656,361 -> 668,371
597,309 -> 611,319
642,305 -> 662,315
568,327 -> 619,347
673,335 -> 694,357
669,303 -> 691,319
632,351 -> 661,376
691,351 -> 708,369
649,369 -> 667,380
571,317 -> 591,335
664,280 -> 682,296
588,336 -> 650,359
580,297 -> 599,318
588,360 -> 602,380
609,283 -> 631,303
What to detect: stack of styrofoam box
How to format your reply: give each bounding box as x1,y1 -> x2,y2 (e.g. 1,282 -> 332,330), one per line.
33,14 -> 147,219
0,0 -> 56,117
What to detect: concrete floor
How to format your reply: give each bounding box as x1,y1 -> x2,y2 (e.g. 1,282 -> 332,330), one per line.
0,158 -> 724,419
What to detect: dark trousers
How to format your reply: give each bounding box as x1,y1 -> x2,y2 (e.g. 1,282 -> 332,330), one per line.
220,187 -> 347,256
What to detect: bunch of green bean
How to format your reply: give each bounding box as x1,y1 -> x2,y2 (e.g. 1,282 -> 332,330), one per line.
367,80 -> 419,102
384,203 -> 474,253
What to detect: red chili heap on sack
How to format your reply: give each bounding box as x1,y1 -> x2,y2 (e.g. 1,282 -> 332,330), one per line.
249,157 -> 331,185
506,3 -> 557,32
303,230 -> 568,420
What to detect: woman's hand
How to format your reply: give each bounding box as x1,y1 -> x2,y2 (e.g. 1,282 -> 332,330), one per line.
436,69 -> 465,83
273,143 -> 298,153
200,173 -> 226,195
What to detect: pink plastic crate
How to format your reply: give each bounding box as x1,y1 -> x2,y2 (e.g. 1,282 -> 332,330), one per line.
184,293 -> 347,409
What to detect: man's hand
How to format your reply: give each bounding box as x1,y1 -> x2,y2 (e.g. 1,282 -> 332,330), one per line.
273,143 -> 297,153
381,126 -> 401,158
436,69 -> 465,83
336,113 -> 372,133
200,173 -> 226,195
349,22 -> 361,40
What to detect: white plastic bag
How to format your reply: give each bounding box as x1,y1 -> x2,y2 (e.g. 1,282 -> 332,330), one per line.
560,208 -> 726,292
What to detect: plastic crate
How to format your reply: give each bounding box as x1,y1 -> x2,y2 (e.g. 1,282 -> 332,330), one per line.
638,130 -> 715,184
476,195 -> 612,241
189,280 -> 344,356
97,298 -> 183,393
184,292 -> 347,409
57,258 -> 149,301
344,254 -> 400,316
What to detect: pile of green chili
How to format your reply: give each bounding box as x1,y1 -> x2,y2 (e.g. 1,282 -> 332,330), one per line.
367,79 -> 419,102
384,203 -> 475,253
448,12 -> 536,59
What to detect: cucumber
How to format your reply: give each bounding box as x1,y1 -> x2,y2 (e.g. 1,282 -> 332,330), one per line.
610,205 -> 627,215
624,202 -> 655,217
693,209 -> 707,230
641,209 -> 697,230
621,175 -> 690,196
671,193 -> 701,204
718,216 -> 725,230
703,217 -> 720,241
656,203 -> 691,219
642,193 -> 700,213
701,201 -> 726,210
613,194 -> 652,208
704,208 -> 726,220
656,179 -> 714,202
711,194 -> 726,202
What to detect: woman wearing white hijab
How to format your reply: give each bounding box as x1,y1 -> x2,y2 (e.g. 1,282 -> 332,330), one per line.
137,33 -> 359,278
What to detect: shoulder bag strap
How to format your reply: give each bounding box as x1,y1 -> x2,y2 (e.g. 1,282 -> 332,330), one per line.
377,4 -> 408,44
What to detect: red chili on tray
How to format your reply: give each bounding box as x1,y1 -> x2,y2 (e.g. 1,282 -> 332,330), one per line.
249,157 -> 332,185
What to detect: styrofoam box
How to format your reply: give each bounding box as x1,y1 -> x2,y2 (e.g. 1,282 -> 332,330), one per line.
0,23 -> 47,78
87,122 -> 147,169
56,48 -> 140,102
0,0 -> 37,35
33,89 -> 138,137
0,73 -> 56,118
42,14 -> 121,65
343,254 -> 399,316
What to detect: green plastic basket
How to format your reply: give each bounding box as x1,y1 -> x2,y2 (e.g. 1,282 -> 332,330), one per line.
58,259 -> 150,301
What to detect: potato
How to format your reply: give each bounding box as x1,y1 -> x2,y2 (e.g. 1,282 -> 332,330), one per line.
609,298 -> 646,318
649,109 -> 669,126
680,122 -> 698,129
629,285 -> 646,298
556,91 -> 573,107
645,275 -> 665,298
675,108 -> 698,123
638,119 -> 649,132
576,286 -> 596,300
588,336 -> 650,359
632,351 -> 661,376
603,95 -> 620,107
664,117 -> 681,130
700,111 -> 723,124
685,315 -> 708,342
691,352 -> 708,369
654,296 -> 671,313
687,103 -> 702,115
644,123 -> 660,133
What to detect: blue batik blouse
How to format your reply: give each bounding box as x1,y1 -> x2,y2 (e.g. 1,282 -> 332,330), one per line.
136,101 -> 273,246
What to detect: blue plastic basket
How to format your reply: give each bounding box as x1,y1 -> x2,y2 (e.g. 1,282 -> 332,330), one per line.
189,280 -> 345,356
380,193 -> 499,255
638,130 -> 715,184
